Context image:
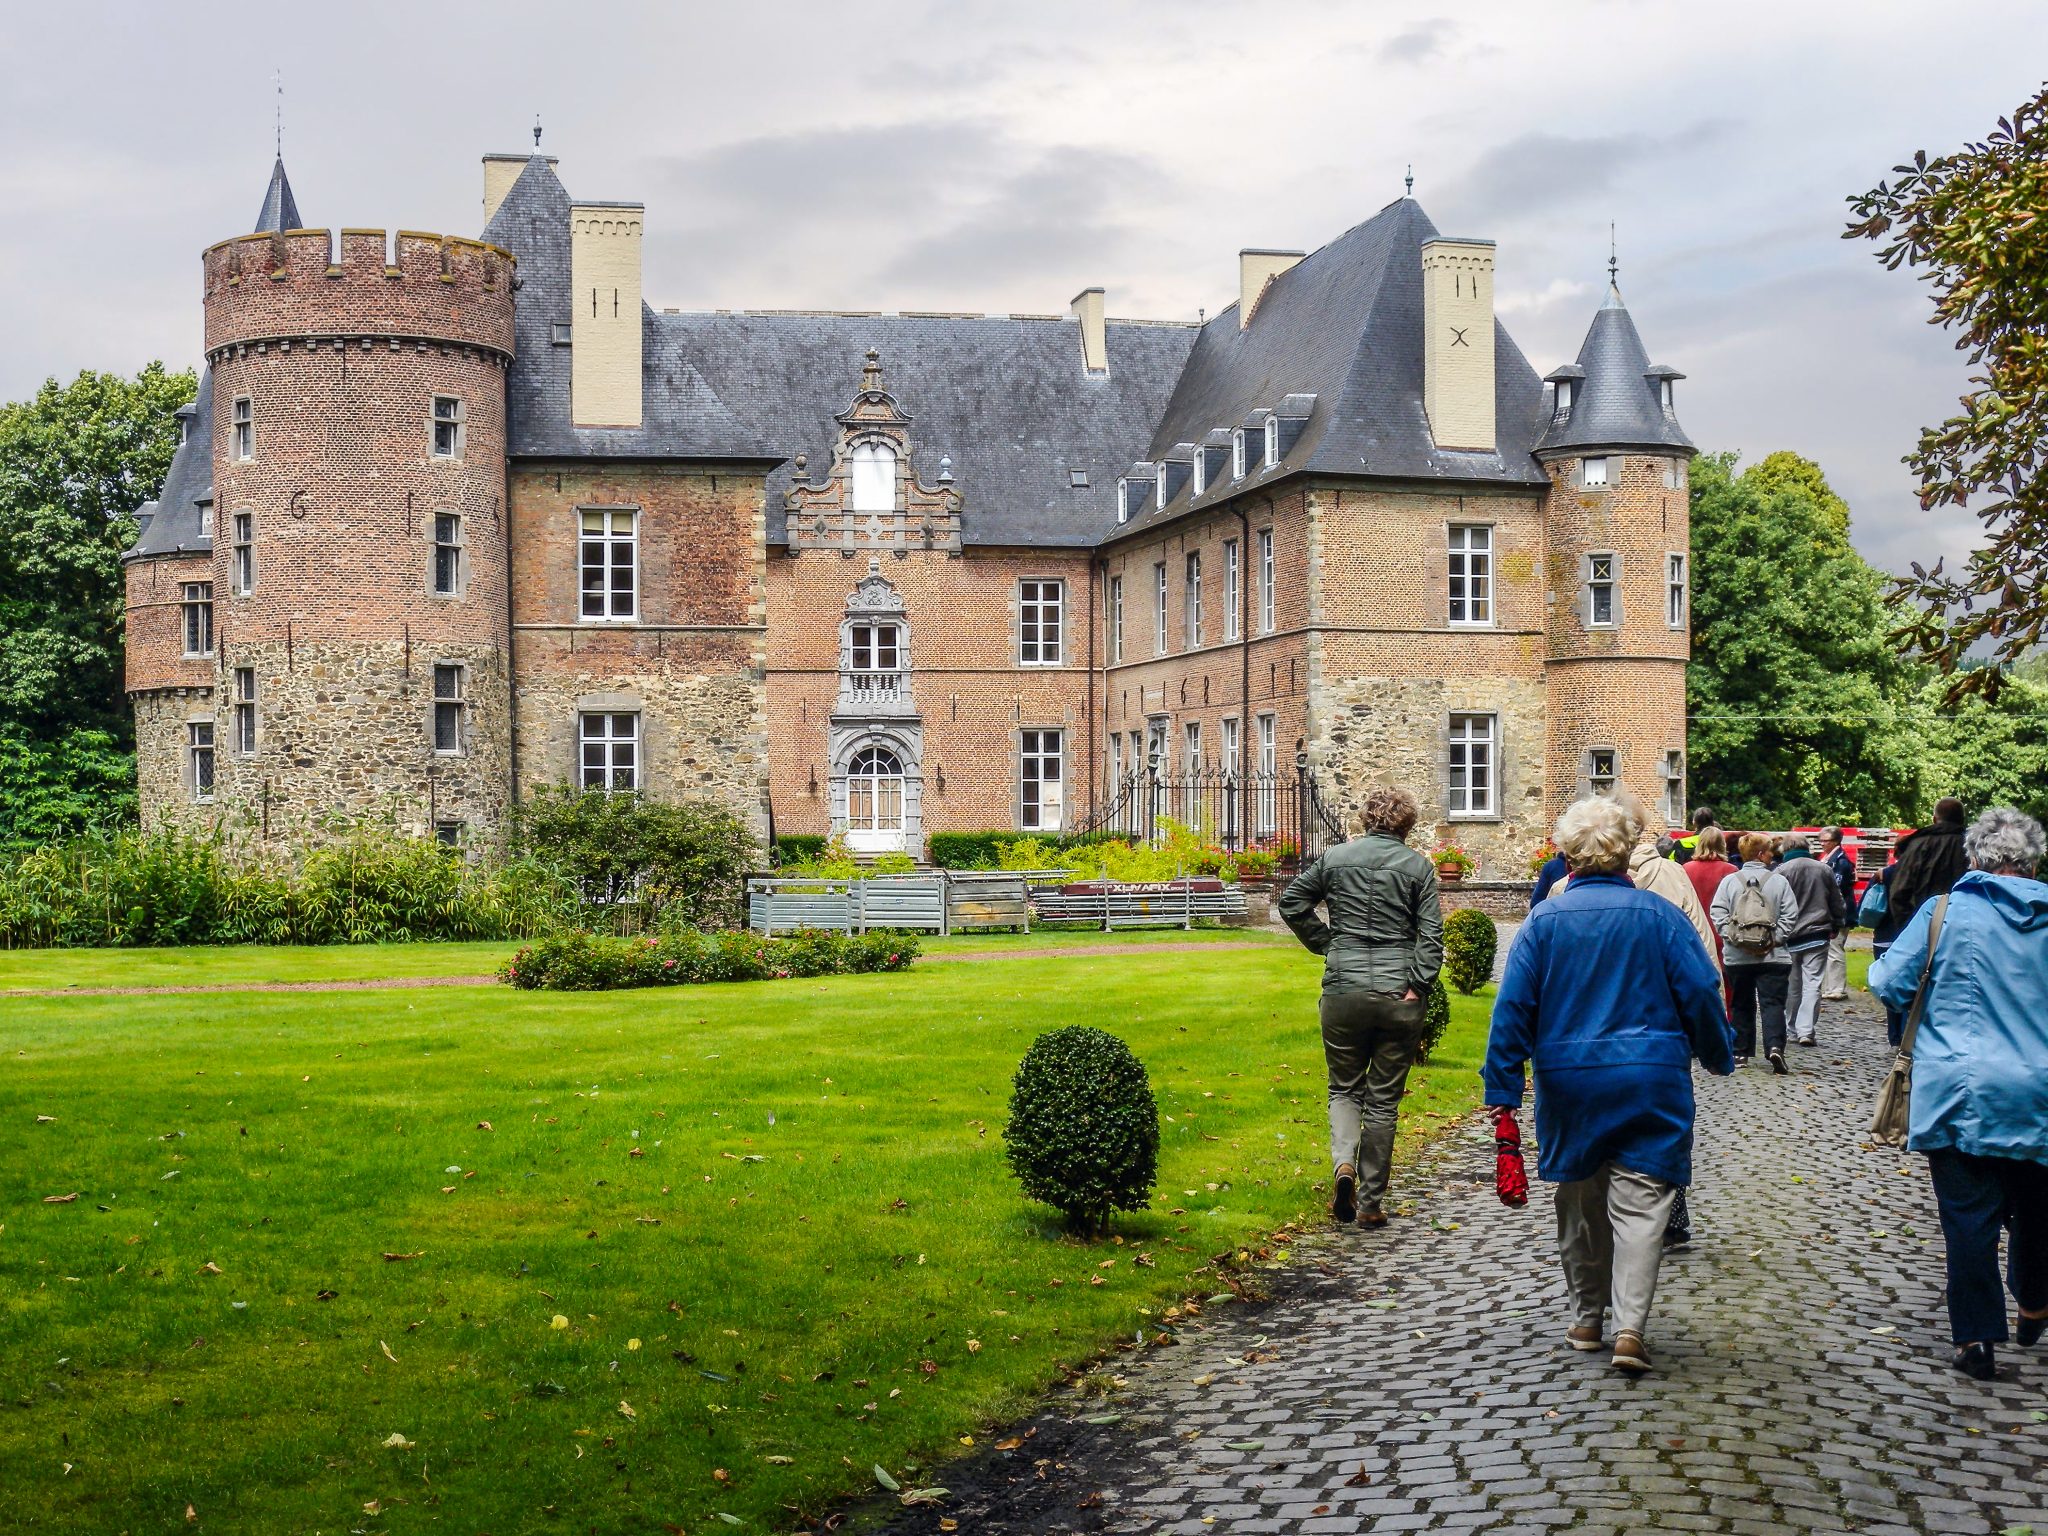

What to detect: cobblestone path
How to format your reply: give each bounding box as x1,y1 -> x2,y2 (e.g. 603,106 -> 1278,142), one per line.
882,991 -> 2048,1535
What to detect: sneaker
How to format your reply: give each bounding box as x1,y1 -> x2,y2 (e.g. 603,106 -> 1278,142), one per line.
1566,1324 -> 1604,1353
1768,1050 -> 1789,1075
2018,1310 -> 2048,1348
1332,1164 -> 1357,1225
1733,1056 -> 1751,1068
1821,993 -> 1848,1002
1795,1037 -> 1820,1048
1610,1332 -> 1652,1374
1952,1342 -> 1997,1380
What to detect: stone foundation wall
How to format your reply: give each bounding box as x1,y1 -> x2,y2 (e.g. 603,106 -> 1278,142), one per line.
133,688 -> 221,838
1438,880 -> 1533,919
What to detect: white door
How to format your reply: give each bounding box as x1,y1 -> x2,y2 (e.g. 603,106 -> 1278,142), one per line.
844,745 -> 907,853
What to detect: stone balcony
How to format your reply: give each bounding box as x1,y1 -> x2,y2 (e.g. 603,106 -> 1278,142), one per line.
837,670 -> 917,716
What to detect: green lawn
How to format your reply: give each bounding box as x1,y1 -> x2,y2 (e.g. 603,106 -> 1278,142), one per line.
0,945 -> 1489,1533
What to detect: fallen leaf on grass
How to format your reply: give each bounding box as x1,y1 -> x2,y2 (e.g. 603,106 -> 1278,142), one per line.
965,1339 -> 981,1353
381,1252 -> 423,1263
715,1517 -> 744,1528
477,1121 -> 493,1131
618,1400 -> 636,1420
34,1115 -> 54,1124
873,1465 -> 900,1492
380,1341 -> 399,1363
382,1433 -> 415,1449
994,1437 -> 1023,1451
363,1499 -> 382,1514
161,1171 -> 179,1181
762,1454 -> 793,1464
198,1261 -> 222,1276
43,1193 -> 77,1205
900,1487 -> 949,1507
627,1338 -> 641,1351
550,1315 -> 569,1330
185,1505 -> 198,1524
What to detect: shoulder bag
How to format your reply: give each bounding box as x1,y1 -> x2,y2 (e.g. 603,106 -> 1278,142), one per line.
1869,893 -> 1949,1147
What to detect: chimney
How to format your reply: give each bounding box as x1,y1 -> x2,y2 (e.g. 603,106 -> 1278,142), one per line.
481,154 -> 546,223
1070,287 -> 1107,374
1420,238 -> 1496,451
1238,249 -> 1304,328
570,202 -> 645,429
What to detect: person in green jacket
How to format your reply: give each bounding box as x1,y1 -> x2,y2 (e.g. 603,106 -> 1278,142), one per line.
1279,785 -> 1445,1228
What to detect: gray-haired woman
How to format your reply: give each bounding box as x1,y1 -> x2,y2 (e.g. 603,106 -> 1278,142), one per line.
1280,785 -> 1444,1229
1871,807 -> 2048,1381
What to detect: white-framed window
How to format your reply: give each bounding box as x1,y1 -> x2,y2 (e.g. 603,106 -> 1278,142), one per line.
1662,750 -> 1686,826
1183,721 -> 1203,774
232,667 -> 257,756
849,442 -> 896,513
1221,716 -> 1242,840
1116,478 -> 1133,524
849,621 -> 901,673
1667,553 -> 1688,629
1019,728 -> 1064,832
1223,538 -> 1241,641
430,395 -> 465,460
231,512 -> 255,595
435,820 -> 465,849
1586,552 -> 1618,628
198,500 -> 213,538
1231,428 -> 1246,481
1263,418 -> 1279,468
433,512 -> 464,597
188,720 -> 215,801
182,581 -> 213,657
1554,379 -> 1575,414
1154,467 -> 1168,510
1019,579 -> 1063,666
1154,561 -> 1168,653
231,397 -> 253,461
1447,712 -> 1497,818
579,508 -> 637,621
1191,447 -> 1207,497
1108,730 -> 1122,788
1586,747 -> 1619,798
1184,552 -> 1202,647
1258,529 -> 1275,633
580,712 -> 639,793
1255,713 -> 1277,836
1582,456 -> 1610,488
1660,378 -> 1676,412
432,664 -> 466,755
1448,524 -> 1493,626
1108,574 -> 1124,663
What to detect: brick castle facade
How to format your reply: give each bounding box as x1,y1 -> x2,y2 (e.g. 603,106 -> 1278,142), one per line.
124,152 -> 1695,875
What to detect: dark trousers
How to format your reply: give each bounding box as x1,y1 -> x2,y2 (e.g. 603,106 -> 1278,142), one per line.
1320,989 -> 1427,1210
1872,943 -> 1906,1047
1925,1149 -> 2048,1345
1727,965 -> 1790,1058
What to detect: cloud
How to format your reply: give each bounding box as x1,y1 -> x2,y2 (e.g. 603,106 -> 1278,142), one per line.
1380,19 -> 1455,64
1440,122 -> 1736,224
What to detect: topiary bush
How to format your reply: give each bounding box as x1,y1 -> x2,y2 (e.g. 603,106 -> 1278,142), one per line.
500,926 -> 919,990
1443,907 -> 1499,995
1418,973 -> 1452,1062
1003,1026 -> 1159,1234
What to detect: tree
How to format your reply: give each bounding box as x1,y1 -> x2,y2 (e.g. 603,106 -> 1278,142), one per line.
1687,452 -> 1924,826
1845,85 -> 2048,694
1916,672 -> 2048,827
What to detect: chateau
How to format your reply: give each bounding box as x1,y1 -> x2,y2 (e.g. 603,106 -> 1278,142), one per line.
123,150 -> 1695,876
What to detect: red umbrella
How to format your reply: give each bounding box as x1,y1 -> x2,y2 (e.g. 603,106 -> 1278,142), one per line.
1494,1107 -> 1528,1208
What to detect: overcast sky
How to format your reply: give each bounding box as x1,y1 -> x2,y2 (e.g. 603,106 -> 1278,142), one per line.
6,0 -> 2041,576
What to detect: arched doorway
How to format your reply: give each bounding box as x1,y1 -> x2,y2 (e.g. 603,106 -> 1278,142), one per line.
844,744 -> 907,853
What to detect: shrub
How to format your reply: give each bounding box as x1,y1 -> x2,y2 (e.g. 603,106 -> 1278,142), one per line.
516,787 -> 758,930
927,831 -> 1009,869
500,926 -> 918,990
1418,974 -> 1452,1062
1003,1026 -> 1159,1233
1443,908 -> 1498,995
773,834 -> 827,867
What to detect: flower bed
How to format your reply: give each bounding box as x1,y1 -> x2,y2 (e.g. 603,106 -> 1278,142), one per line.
500,927 -> 919,991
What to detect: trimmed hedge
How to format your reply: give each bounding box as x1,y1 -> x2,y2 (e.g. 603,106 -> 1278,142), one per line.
1443,907 -> 1499,995
927,831 -> 1012,870
1419,974 -> 1451,1062
500,926 -> 920,991
773,834 -> 828,867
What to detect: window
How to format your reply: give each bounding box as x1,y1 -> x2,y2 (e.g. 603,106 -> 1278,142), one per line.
1660,378 -> 1676,412
435,820 -> 465,849
1019,579 -> 1063,666
1582,456 -> 1610,488
1258,529 -> 1275,633
232,668 -> 257,756
1448,524 -> 1493,626
1221,716 -> 1242,840
1586,747 -> 1619,798
1020,729 -> 1064,832
1447,713 -> 1496,817
1154,468 -> 1167,510
579,508 -> 637,621
1108,575 -> 1124,662
1190,448 -> 1206,497
849,442 -> 896,513
231,397 -> 252,461
579,712 -> 639,792
1223,539 -> 1241,640
849,622 -> 901,673
430,513 -> 464,597
177,412 -> 190,447
1667,553 -> 1688,629
1154,562 -> 1168,652
188,721 -> 215,801
198,501 -> 214,538
551,321 -> 574,346
848,745 -> 906,834
1069,467 -> 1089,489
430,395 -> 465,459
1183,721 -> 1202,774
231,512 -> 255,595
432,664 -> 465,755
1587,553 -> 1617,627
1554,379 -> 1574,414
1108,731 -> 1122,787
1255,714 -> 1277,836
1184,552 -> 1202,647
1662,751 -> 1686,826
1231,428 -> 1246,481
1662,459 -> 1686,492
1221,716 -> 1241,776
1263,418 -> 1279,468
1116,478 -> 1133,524
182,582 -> 213,657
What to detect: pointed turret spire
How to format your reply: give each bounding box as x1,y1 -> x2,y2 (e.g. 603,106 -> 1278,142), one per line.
253,156 -> 303,234
1536,264 -> 1692,456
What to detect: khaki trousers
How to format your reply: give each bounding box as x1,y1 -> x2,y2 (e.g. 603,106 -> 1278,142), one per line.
1554,1161 -> 1678,1339
1320,988 -> 1427,1211
1822,929 -> 1849,998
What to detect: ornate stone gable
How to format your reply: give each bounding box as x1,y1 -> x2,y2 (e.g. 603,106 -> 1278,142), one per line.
784,350 -> 964,555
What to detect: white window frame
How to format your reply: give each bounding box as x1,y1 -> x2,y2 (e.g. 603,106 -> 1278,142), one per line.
1182,720 -> 1202,775
231,396 -> 253,461
579,712 -> 640,793
430,395 -> 465,460
1108,574 -> 1124,663
198,501 -> 213,538
1581,456 -> 1610,488
1586,747 -> 1619,799
1662,750 -> 1686,827
1263,418 -> 1279,468
1019,579 -> 1064,666
1019,728 -> 1064,832
1184,552 -> 1202,647
1223,538 -> 1241,641
1554,379 -> 1574,414
1116,478 -> 1133,524
849,621 -> 902,674
1660,379 -> 1676,412
849,441 -> 897,513
188,720 -> 215,802
1221,716 -> 1241,776
1447,712 -> 1497,819
231,511 -> 255,596
1667,553 -> 1688,629
182,581 -> 213,657
1154,467 -> 1167,510
432,664 -> 466,756
1191,448 -> 1207,497
579,507 -> 638,622
432,512 -> 465,598
1258,528 -> 1275,634
232,667 -> 257,756
1154,561 -> 1168,653
1231,428 -> 1246,481
1586,552 -> 1618,628
1255,713 -> 1277,837
1447,524 -> 1493,628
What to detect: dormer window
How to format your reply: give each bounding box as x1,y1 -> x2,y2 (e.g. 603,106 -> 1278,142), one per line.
1191,449 -> 1206,497
1660,378 -> 1675,412
1154,467 -> 1167,510
1116,477 -> 1133,524
1263,418 -> 1279,469
849,442 -> 896,513
1555,379 -> 1574,413
1231,429 -> 1246,481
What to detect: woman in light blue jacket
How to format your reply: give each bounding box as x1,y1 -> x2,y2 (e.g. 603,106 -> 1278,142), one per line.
1871,807 -> 2048,1381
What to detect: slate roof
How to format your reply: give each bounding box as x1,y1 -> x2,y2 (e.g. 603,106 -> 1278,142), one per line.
253,157 -> 302,234
1534,283 -> 1694,455
125,368 -> 214,561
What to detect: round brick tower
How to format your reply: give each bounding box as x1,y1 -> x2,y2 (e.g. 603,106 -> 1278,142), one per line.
199,214 -> 517,850
1536,276 -> 1694,828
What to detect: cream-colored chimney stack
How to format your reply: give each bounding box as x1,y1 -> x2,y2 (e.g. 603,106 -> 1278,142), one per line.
1238,249 -> 1304,328
1070,287 -> 1107,374
1420,238 -> 1496,451
482,153 -> 552,223
570,202 -> 645,429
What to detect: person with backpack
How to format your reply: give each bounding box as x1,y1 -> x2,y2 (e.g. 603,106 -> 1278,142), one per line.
1710,832 -> 1798,1071
1778,834 -> 1848,1047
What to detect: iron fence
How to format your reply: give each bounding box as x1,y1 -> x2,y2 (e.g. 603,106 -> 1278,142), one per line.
1073,762 -> 1347,856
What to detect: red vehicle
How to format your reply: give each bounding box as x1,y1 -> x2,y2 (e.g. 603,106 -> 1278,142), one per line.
1668,825 -> 1907,903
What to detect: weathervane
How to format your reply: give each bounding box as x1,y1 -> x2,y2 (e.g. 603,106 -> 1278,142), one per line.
1608,221 -> 1618,282
274,69 -> 283,157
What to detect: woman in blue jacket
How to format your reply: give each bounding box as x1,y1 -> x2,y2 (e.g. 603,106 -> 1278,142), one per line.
1485,794 -> 1734,1374
1870,807 -> 2048,1381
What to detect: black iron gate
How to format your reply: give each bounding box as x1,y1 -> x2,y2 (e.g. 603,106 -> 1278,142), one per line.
1073,758 -> 1347,856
